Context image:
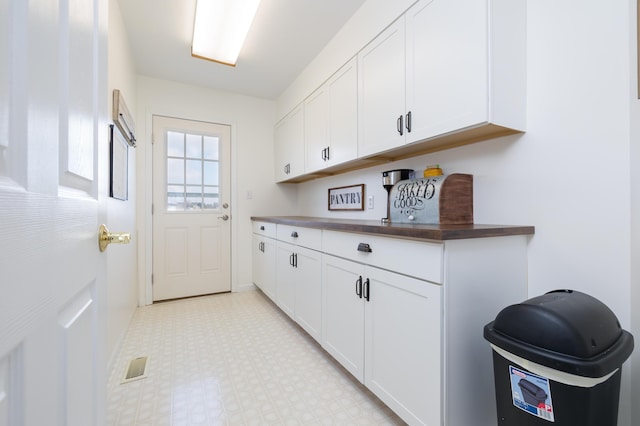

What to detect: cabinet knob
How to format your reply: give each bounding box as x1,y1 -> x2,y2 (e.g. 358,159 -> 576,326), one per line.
291,231 -> 299,238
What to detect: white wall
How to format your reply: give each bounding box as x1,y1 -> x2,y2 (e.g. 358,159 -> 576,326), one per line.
135,76 -> 296,304
107,0 -> 138,366
278,0 -> 637,424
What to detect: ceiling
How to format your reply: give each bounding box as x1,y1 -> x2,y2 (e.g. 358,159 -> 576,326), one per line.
118,0 -> 367,100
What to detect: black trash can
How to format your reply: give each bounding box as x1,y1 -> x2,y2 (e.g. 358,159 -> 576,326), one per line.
484,289 -> 634,426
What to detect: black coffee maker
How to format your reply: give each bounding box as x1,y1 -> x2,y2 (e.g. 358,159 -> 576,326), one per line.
381,169 -> 413,223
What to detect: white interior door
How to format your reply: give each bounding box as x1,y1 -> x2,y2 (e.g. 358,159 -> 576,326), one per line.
152,116 -> 232,301
0,0 -> 108,425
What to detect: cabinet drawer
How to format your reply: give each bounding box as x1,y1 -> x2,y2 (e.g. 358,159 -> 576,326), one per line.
277,224 -> 322,250
322,230 -> 443,283
252,221 -> 277,238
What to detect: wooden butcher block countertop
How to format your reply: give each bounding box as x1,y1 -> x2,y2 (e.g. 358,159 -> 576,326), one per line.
251,216 -> 534,241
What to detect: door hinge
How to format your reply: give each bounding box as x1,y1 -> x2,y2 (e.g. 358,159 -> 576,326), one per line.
151,204 -> 154,215
151,274 -> 154,285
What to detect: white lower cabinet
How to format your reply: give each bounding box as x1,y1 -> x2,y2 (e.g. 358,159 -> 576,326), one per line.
253,220 -> 529,425
322,255 -> 365,380
292,246 -> 322,341
275,240 -> 322,342
252,221 -> 277,302
365,266 -> 441,426
275,241 -> 297,319
252,234 -> 276,301
322,254 -> 441,426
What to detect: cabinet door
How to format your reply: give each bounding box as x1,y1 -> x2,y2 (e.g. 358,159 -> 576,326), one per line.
274,104 -> 305,182
274,117 -> 289,182
252,235 -> 264,288
364,266 -> 442,426
321,255 -> 365,382
405,0 -> 487,143
304,86 -> 329,172
293,247 -> 322,342
305,58 -> 358,173
262,237 -> 277,301
252,235 -> 277,301
358,17 -> 406,158
275,241 -> 297,318
327,57 -> 358,165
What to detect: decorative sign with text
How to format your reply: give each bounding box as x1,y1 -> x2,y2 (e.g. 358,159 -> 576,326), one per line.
389,174 -> 473,224
328,184 -> 364,211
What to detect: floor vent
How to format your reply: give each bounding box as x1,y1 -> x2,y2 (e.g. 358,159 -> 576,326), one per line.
121,356 -> 148,384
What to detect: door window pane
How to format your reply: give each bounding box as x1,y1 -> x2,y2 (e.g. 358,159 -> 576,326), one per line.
203,161 -> 218,186
167,185 -> 185,211
167,132 -> 184,157
204,186 -> 219,209
186,134 -> 202,158
186,185 -> 203,210
203,136 -> 218,160
185,159 -> 202,185
167,158 -> 184,184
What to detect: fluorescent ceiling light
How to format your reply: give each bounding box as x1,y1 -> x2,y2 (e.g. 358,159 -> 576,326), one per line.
192,0 -> 261,66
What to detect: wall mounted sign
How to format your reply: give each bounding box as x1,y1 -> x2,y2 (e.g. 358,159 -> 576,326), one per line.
113,89 -> 136,147
328,184 -> 364,211
109,124 -> 128,201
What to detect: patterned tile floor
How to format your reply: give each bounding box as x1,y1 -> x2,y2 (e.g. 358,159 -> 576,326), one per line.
107,290 -> 405,425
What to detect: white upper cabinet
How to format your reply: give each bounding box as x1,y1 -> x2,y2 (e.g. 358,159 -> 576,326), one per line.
357,18 -> 406,158
304,86 -> 330,173
274,103 -> 305,182
305,57 -> 358,172
359,0 -> 526,158
405,0 -> 486,142
276,0 -> 525,182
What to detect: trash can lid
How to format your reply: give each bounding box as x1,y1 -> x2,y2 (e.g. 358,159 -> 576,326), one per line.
484,290 -> 634,377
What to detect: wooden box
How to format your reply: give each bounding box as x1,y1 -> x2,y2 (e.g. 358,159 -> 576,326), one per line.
389,173 -> 473,224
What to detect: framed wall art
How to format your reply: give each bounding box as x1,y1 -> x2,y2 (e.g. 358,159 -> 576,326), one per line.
110,124 -> 128,201
328,184 -> 364,211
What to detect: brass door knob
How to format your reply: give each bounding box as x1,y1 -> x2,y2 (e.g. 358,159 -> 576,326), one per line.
98,224 -> 131,252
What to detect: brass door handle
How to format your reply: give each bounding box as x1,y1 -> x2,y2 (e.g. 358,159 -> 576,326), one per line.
218,214 -> 229,221
98,224 -> 131,252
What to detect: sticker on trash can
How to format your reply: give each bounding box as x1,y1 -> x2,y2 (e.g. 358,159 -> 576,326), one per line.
509,365 -> 555,422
